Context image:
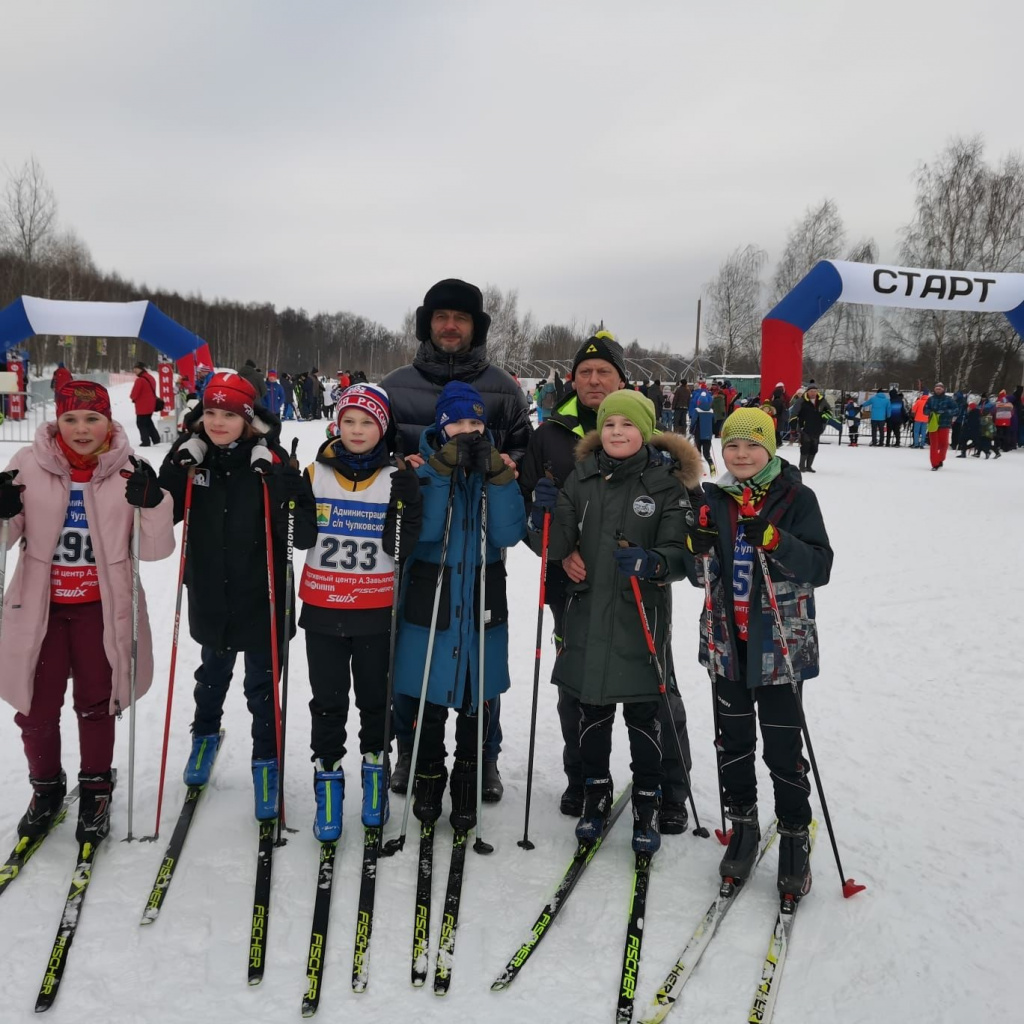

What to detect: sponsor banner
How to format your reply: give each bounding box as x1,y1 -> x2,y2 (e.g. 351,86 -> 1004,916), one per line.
298,565 -> 393,609
158,359 -> 175,416
314,499 -> 388,537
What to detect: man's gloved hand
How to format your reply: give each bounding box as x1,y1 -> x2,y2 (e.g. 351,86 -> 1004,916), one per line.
0,470 -> 25,519
739,512 -> 781,552
685,503 -> 718,555
613,544 -> 662,579
172,436 -> 208,468
121,458 -> 163,509
528,476 -> 559,532
389,467 -> 422,506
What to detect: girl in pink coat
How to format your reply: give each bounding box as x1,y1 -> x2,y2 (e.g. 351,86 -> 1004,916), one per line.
0,380 -> 175,845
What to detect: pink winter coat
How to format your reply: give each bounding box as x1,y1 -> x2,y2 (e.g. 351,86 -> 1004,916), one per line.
0,421 -> 175,716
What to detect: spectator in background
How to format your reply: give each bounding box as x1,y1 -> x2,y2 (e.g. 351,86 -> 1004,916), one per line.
50,362 -> 72,392
910,389 -> 930,449
672,380 -> 691,434
281,373 -> 298,421
770,382 -> 789,447
239,358 -> 268,400
265,370 -> 285,419
130,362 -> 161,447
866,387 -> 890,446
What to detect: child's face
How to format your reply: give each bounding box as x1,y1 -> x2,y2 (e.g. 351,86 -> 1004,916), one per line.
601,415 -> 644,458
203,407 -> 246,445
338,410 -> 380,453
57,410 -> 109,455
722,439 -> 770,480
443,418 -> 485,439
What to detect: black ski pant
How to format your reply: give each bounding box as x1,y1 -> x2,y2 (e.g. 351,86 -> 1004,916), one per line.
551,600 -> 689,801
192,646 -> 276,760
714,672 -> 811,826
415,682 -> 491,769
304,629 -> 390,764
870,421 -> 885,445
578,699 -> 663,794
136,413 -> 160,447
799,433 -> 819,468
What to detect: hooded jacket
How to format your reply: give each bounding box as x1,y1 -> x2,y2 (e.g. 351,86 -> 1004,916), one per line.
380,339 -> 532,462
0,421 -> 175,716
546,431 -> 701,705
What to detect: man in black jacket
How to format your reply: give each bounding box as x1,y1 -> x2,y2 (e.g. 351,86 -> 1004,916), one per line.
518,333 -> 695,830
382,278 -> 532,802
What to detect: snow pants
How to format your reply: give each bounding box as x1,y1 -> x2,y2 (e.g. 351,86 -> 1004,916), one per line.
578,699 -> 664,794
15,601 -> 115,779
304,629 -> 390,763
416,684 -> 491,767
714,673 -> 811,826
928,427 -> 951,468
392,691 -> 501,762
136,413 -> 161,447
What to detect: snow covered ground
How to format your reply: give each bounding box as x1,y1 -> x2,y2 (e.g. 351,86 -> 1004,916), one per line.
1,382 -> 1021,1023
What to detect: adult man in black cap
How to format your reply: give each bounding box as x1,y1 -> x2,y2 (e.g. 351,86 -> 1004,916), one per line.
518,332 -> 695,832
382,278 -> 532,802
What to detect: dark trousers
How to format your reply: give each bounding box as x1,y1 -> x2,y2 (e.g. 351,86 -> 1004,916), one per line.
846,423 -> 859,444
673,410 -> 687,433
579,700 -> 663,793
305,630 -> 390,763
192,646 -> 277,759
799,434 -> 819,467
552,601 -> 689,801
885,419 -> 902,445
136,413 -> 160,447
715,673 -> 810,826
15,602 -> 115,779
416,686 -> 491,767
393,690 -> 501,762
870,421 -> 885,445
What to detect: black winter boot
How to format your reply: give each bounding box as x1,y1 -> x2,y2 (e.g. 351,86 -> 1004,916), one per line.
449,759 -> 477,831
482,760 -> 503,803
659,799 -> 689,835
389,747 -> 412,795
575,777 -> 613,842
76,771 -> 113,844
777,821 -> 812,899
559,778 -> 584,817
18,771 -> 67,839
412,762 -> 448,824
719,804 -> 760,884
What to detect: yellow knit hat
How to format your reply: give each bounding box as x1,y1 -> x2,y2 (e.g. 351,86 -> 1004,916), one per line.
720,407 -> 777,458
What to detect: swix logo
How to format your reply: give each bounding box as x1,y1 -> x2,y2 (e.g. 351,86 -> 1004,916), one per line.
327,594 -> 358,604
54,587 -> 87,599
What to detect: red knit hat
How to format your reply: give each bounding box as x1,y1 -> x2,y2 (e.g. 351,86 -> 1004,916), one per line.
203,371 -> 258,423
336,383 -> 390,438
55,379 -> 112,420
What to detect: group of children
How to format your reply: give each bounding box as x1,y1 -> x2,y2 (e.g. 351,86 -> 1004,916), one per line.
0,368 -> 833,898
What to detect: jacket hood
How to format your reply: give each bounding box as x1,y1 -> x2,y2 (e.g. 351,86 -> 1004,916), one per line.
34,419 -> 132,482
575,428 -> 703,490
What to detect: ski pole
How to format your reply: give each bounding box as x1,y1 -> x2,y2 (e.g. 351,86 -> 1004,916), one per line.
275,477 -> 297,845
740,492 -> 864,898
383,472 -> 458,857
518,505 -> 550,852
145,468 -> 194,841
0,516 -> 8,642
616,538 -> 708,838
700,552 -> 730,844
262,476 -> 288,838
124,504 -> 142,841
474,483 -> 493,856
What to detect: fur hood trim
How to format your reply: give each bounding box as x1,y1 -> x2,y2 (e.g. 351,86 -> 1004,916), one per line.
575,429 -> 703,490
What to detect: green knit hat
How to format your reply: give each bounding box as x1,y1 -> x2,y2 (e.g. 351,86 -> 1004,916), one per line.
720,407 -> 777,458
596,390 -> 657,442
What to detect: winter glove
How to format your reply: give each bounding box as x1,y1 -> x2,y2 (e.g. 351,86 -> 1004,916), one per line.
121,458 -> 163,509
685,503 -> 718,555
485,446 -> 515,486
251,439 -> 274,475
528,476 -> 559,533
613,544 -> 663,579
738,512 -> 781,552
0,470 -> 25,519
172,436 -> 207,468
287,437 -> 300,472
460,432 -> 492,475
389,467 -> 422,507
428,436 -> 462,476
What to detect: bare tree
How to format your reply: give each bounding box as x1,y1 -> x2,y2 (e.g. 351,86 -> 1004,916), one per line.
703,244 -> 767,368
1,157 -> 58,264
483,285 -> 536,374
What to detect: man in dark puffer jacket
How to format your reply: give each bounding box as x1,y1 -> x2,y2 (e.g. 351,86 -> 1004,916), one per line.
381,278 -> 533,803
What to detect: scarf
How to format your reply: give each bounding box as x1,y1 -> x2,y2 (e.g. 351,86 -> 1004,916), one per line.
326,437 -> 390,479
719,456 -> 782,508
56,429 -> 112,482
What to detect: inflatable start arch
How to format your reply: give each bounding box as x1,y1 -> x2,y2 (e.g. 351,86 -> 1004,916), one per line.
760,260 -> 1024,399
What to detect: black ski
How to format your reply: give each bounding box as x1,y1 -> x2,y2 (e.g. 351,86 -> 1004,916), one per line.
141,729 -> 223,925
410,820 -> 435,987
34,838 -> 102,1012
351,826 -> 381,994
616,851 -> 654,1024
0,786 -> 80,899
491,783 -> 633,991
248,819 -> 276,985
301,840 -> 337,1016
433,828 -> 468,995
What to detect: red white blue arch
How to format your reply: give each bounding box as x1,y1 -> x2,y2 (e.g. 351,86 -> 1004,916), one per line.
760,261 -> 1024,399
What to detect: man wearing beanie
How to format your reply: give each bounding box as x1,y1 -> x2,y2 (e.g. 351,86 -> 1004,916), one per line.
382,279 -> 532,801
520,333 -> 698,831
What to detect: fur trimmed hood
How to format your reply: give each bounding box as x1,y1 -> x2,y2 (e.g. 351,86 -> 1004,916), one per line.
574,429 -> 703,491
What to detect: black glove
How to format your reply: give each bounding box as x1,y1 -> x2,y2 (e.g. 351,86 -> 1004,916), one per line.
172,436 -> 207,468
613,544 -> 662,579
0,469 -> 25,519
287,437 -> 300,472
528,476 -> 558,532
739,512 -> 781,552
250,439 -> 274,475
389,467 -> 422,507
686,503 -> 718,555
459,432 -> 491,475
121,458 -> 163,509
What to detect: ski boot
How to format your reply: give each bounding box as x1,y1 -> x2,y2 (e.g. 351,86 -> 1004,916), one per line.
631,788 -> 661,854
482,760 -> 503,803
659,797 -> 689,836
76,771 -> 113,844
252,758 -> 279,821
575,777 -> 613,842
719,804 -> 760,886
412,762 -> 448,824
449,758 -> 477,832
389,745 -> 412,795
777,821 -> 812,899
559,778 -> 584,817
18,771 -> 67,839
360,752 -> 389,828
313,758 -> 344,841
183,732 -> 221,786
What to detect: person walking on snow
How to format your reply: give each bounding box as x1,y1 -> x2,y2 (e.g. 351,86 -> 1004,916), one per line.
158,372 -> 316,819
683,407 -> 833,898
130,362 -> 162,448
923,383 -> 958,470
0,380 -> 175,844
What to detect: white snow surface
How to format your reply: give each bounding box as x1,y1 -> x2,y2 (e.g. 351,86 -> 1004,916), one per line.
1,384 -> 1020,1023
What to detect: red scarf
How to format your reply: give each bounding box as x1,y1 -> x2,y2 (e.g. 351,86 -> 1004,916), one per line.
56,429 -> 112,482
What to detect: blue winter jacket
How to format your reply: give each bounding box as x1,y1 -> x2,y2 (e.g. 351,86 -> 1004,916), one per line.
265,380 -> 285,414
923,393 -> 958,429
689,389 -> 714,440
867,392 -> 890,421
392,428 -> 526,711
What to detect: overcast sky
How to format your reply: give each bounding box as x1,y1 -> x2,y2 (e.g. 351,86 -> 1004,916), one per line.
2,0 -> 1021,352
